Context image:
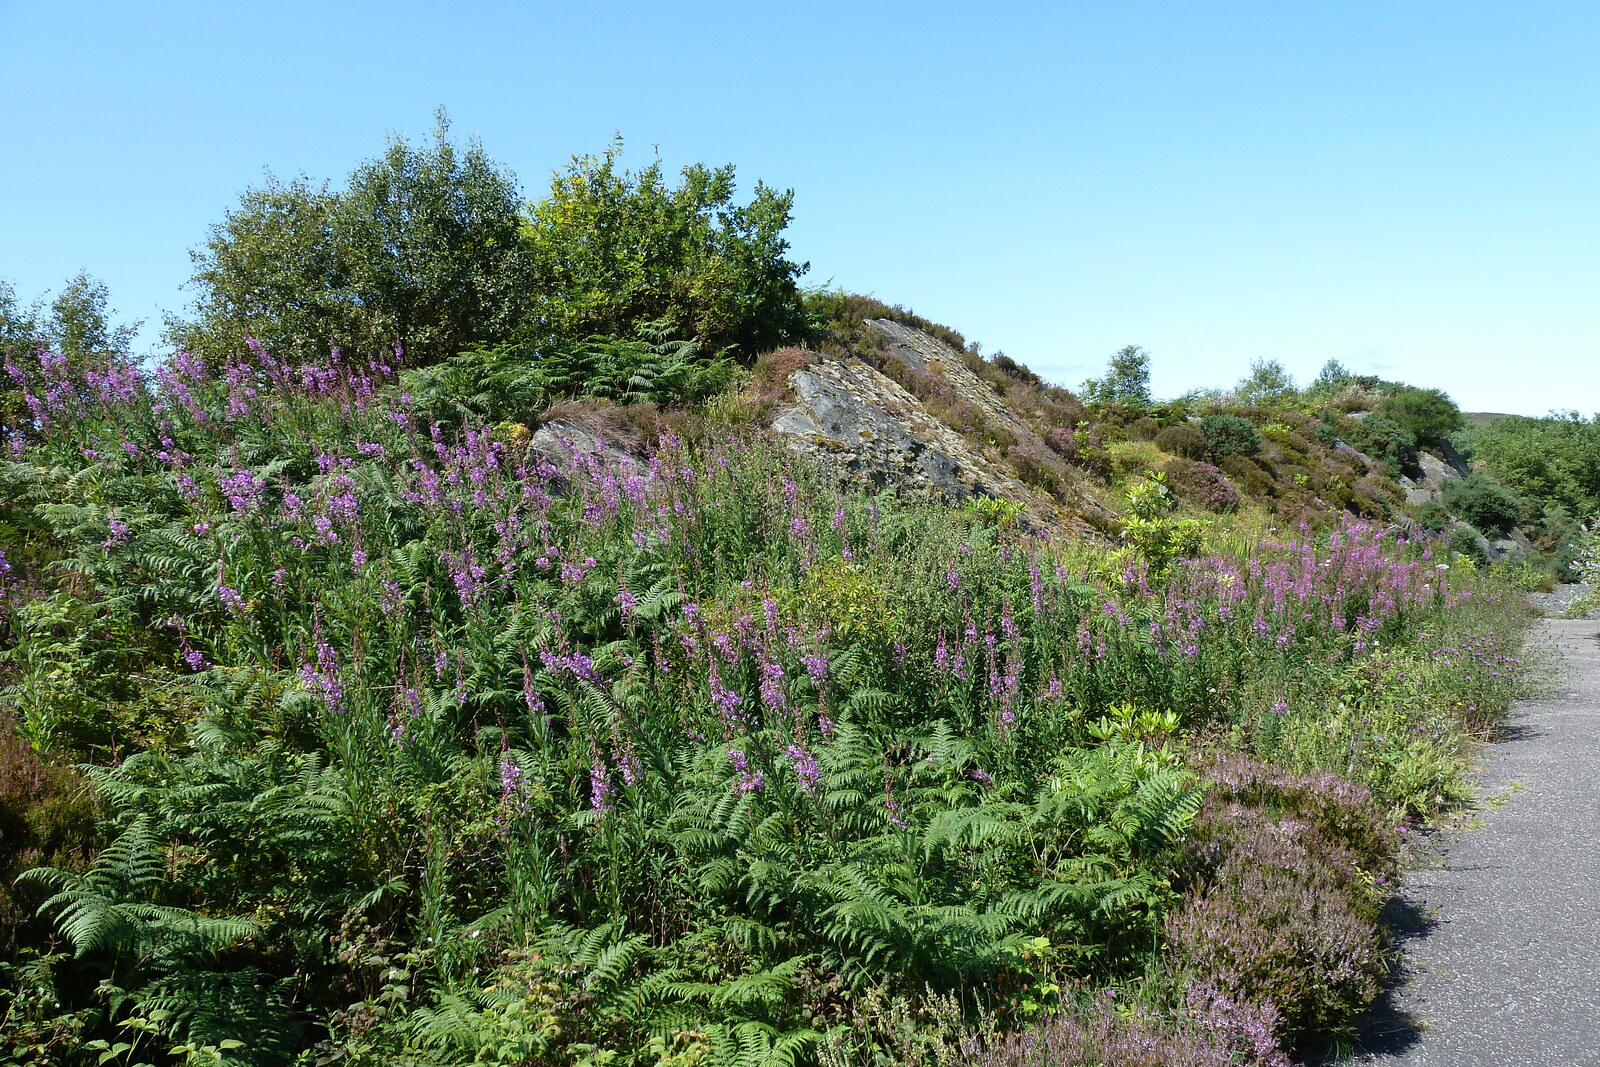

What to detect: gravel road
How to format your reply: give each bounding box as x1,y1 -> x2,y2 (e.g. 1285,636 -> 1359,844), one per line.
1347,614 -> 1600,1066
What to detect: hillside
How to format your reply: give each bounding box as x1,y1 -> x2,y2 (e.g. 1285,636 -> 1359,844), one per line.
0,129 -> 1580,1067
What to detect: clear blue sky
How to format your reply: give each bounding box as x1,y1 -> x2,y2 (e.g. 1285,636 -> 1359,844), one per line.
3,1 -> 1596,415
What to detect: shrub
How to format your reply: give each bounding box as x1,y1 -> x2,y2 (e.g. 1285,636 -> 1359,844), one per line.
1220,455 -> 1276,498
1377,386 -> 1463,444
1347,414 -> 1415,471
1260,426 -> 1311,457
969,996 -> 1287,1067
1129,416 -> 1161,441
1007,442 -> 1072,496
1167,755 -> 1394,1046
1155,423 -> 1207,460
1414,501 -> 1451,535
1451,524 -> 1491,563
1164,459 -> 1240,512
1043,425 -> 1079,459
1109,440 -> 1165,479
750,345 -> 815,399
1443,474 -> 1523,535
1200,414 -> 1261,458
524,142 -> 810,359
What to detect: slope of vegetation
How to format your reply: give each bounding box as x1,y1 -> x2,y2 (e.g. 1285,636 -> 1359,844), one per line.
0,122 -> 1556,1066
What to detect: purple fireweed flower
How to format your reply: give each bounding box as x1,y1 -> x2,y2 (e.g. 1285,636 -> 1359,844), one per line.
728,748 -> 764,793
220,469 -> 264,513
180,637 -> 208,673
102,516 -> 130,549
615,742 -> 642,787
590,758 -> 614,812
759,658 -> 787,711
218,584 -> 246,615
299,638 -> 345,714
786,744 -> 821,793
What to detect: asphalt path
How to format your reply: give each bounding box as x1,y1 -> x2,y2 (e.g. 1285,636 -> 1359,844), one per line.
1348,616 -> 1600,1066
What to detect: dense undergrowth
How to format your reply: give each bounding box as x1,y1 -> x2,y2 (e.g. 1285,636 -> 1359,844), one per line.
0,335 -> 1530,1066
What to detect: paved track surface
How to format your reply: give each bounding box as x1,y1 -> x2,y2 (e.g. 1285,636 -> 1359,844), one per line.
1349,617 -> 1600,1066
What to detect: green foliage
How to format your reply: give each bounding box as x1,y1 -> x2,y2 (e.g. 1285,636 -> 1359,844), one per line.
1454,411 -> 1600,520
1376,386 -> 1463,444
1198,414 -> 1260,458
1346,414 -> 1415,471
184,110 -> 526,366
523,141 -> 809,360
1443,473 -> 1523,535
1081,346 -> 1153,411
181,124 -> 807,372
1119,475 -> 1207,572
1234,358 -> 1297,408
404,324 -> 737,426
1153,424 -> 1206,460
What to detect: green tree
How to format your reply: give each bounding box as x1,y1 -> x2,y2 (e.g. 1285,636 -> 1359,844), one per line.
335,110 -> 529,365
1235,357 -> 1297,407
520,141 -> 809,359
179,176 -> 346,359
1082,345 -> 1153,409
1,274 -> 137,442
44,272 -> 139,362
0,279 -> 37,363
182,110 -> 526,366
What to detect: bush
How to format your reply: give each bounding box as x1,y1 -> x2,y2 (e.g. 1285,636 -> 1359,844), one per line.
524,142 -> 810,359
1128,416 -> 1161,441
1443,474 -> 1523,535
1165,459 -> 1240,512
1347,414 -> 1415,471
1450,524 -> 1491,564
1377,386 -> 1463,444
1109,440 -> 1165,479
1167,755 -> 1393,1047
1156,423 -> 1208,460
1007,442 -> 1073,497
1414,500 -> 1451,535
970,996 -> 1287,1067
1260,426 -> 1310,457
1200,414 -> 1261,458
1220,455 -> 1276,498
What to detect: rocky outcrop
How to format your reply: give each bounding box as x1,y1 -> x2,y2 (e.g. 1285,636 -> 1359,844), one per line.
769,320 -> 1104,536
1398,441 -> 1470,506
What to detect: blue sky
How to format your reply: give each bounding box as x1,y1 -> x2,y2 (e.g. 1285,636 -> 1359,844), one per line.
3,1 -> 1596,415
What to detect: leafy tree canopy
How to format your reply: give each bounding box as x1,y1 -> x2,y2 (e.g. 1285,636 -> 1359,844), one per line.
182,110 -> 526,366
1082,345 -> 1153,410
1235,358 -> 1297,408
520,141 -> 810,360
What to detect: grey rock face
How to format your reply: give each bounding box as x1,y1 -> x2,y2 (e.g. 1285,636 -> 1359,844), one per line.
768,320 -> 1104,535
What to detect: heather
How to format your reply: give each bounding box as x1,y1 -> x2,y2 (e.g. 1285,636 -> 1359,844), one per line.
0,333 -> 1532,1066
